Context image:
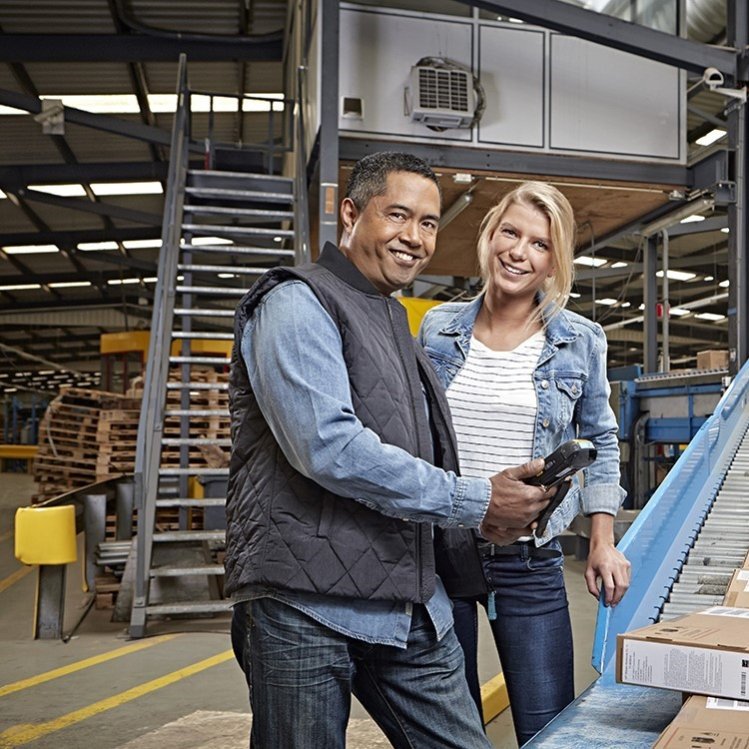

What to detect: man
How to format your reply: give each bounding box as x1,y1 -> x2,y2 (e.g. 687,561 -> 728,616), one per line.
225,152 -> 551,748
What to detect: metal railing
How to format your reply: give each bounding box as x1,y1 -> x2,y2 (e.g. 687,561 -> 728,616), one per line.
294,66 -> 311,265
131,54 -> 192,634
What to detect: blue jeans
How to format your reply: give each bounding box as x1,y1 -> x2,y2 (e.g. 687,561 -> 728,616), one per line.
452,540 -> 574,746
239,597 -> 492,749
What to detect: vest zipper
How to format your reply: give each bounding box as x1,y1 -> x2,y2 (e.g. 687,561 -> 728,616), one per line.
385,298 -> 424,601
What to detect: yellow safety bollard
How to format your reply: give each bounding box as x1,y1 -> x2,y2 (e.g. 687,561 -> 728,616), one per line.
15,505 -> 77,565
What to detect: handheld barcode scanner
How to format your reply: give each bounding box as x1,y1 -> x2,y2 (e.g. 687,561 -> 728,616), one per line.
525,438 -> 597,537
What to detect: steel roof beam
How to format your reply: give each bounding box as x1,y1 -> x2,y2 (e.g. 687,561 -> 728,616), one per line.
17,188 -> 162,226
0,161 -> 172,188
455,0 -> 737,76
0,33 -> 283,62
0,226 -> 159,247
0,88 -> 203,152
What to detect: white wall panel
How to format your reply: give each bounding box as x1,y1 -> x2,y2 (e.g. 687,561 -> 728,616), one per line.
339,8 -> 474,142
549,35 -> 681,159
477,26 -> 544,148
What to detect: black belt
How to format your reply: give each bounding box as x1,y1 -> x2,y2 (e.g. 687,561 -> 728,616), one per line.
476,540 -> 560,559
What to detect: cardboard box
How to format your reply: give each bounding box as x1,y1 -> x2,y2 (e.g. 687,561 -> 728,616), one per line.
617,607 -> 749,700
697,349 -> 729,370
724,569 -> 749,610
653,694 -> 749,748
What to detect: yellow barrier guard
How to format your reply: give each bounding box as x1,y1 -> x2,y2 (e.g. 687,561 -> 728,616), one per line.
14,506 -> 78,565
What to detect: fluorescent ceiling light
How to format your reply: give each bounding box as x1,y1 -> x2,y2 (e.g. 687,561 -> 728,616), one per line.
656,269 -> 697,281
669,307 -> 691,316
595,298 -> 618,306
679,214 -> 706,224
3,245 -> 59,255
573,256 -> 607,267
695,128 -> 726,147
621,302 -> 631,308
142,277 -> 158,283
569,292 -> 580,298
189,236 -> 233,246
122,239 -> 161,249
695,312 -> 726,322
90,181 -> 163,196
28,183 -> 86,197
41,94 -> 140,113
77,241 -> 119,251
719,279 -> 730,288
639,303 -> 645,310
218,273 -> 237,279
107,278 -> 141,285
703,275 -> 714,282
721,227 -> 730,233
48,281 -> 92,288
0,283 -> 42,291
610,261 -> 628,269
0,189 -> 6,199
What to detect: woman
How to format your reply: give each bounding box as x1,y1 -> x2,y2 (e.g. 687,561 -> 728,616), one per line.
418,181 -> 631,745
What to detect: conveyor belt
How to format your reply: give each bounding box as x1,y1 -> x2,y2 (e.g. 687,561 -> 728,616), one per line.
660,422 -> 749,620
524,359 -> 749,748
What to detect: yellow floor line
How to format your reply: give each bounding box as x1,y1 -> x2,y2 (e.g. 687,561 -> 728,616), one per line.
0,649 -> 234,747
0,634 -> 179,698
481,672 -> 510,723
0,566 -> 33,595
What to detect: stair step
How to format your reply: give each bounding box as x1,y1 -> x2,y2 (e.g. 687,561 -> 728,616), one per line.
168,356 -> 230,366
150,564 -> 225,577
161,437 -> 232,446
171,331 -> 234,340
159,467 -> 230,476
183,223 -> 294,238
173,307 -> 235,317
164,408 -> 228,416
178,263 -> 267,275
156,497 -> 226,508
181,243 -> 294,258
183,205 -> 294,221
166,381 -> 230,390
185,186 -> 294,203
146,600 -> 231,616
153,530 -> 226,542
187,169 -> 293,192
176,285 -> 248,297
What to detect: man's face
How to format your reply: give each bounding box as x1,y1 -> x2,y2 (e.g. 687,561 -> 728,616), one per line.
339,171 -> 441,295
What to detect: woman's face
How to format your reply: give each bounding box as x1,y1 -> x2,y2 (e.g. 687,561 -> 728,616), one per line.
484,200 -> 556,303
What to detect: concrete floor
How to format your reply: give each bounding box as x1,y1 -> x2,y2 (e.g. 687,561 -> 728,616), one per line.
0,472 -> 599,749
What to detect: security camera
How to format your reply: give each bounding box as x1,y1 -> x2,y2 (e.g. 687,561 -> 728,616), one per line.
703,67 -> 724,90
700,67 -> 747,103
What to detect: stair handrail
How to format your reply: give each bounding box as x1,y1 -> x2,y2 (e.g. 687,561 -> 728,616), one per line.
131,53 -> 192,634
293,65 -> 311,265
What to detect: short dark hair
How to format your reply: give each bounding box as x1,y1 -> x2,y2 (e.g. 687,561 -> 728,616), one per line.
345,152 -> 441,210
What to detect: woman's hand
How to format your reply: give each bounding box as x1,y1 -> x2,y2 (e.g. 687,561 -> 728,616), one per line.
584,513 -> 631,606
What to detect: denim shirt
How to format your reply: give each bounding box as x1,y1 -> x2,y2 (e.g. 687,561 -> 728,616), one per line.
236,280 -> 492,647
418,296 -> 626,545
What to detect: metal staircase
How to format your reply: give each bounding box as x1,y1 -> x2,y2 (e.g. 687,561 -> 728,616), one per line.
129,57 -> 309,637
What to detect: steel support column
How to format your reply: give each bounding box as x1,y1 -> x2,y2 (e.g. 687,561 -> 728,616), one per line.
34,565 -> 66,640
726,1 -> 749,374
318,0 -> 340,251
643,236 -> 658,374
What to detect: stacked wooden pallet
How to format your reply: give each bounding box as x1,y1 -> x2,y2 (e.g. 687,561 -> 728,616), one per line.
33,369 -> 230,501
33,388 -> 140,502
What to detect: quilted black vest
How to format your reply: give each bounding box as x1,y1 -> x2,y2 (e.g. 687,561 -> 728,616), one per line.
224,243 -> 462,602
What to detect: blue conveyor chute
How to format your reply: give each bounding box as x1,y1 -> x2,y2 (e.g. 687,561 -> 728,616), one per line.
524,357 -> 749,747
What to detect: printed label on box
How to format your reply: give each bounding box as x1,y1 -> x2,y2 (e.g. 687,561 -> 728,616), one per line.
621,641 -> 749,699
703,606 -> 749,619
706,696 -> 749,711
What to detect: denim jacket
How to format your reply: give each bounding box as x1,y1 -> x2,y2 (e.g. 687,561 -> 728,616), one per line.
418,296 -> 625,545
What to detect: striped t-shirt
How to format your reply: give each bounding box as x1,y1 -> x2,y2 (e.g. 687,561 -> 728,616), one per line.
446,331 -> 545,480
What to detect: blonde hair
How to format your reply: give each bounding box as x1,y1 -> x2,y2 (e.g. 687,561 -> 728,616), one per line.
476,181 -> 575,321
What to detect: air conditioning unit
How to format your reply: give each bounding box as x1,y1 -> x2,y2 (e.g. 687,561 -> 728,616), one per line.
407,64 -> 476,129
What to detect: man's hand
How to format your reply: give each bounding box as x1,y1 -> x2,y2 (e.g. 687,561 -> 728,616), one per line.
480,458 -> 553,545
